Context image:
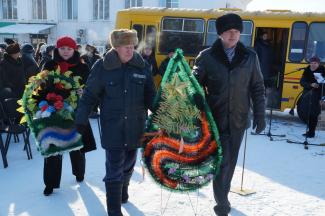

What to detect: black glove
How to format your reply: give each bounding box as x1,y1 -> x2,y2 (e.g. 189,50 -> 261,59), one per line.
193,93 -> 205,111
252,115 -> 266,134
75,124 -> 87,136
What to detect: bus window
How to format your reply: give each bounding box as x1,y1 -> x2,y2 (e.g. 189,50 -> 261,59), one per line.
132,24 -> 144,42
306,22 -> 325,62
205,20 -> 253,47
240,21 -> 253,47
206,20 -> 218,47
146,25 -> 157,48
289,22 -> 307,62
159,17 -> 204,56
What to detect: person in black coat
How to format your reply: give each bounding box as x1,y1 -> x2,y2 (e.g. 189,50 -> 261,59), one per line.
0,43 -> 7,62
141,44 -> 159,76
81,44 -> 102,69
0,43 -> 26,102
193,14 -> 265,216
75,29 -> 156,216
21,43 -> 40,80
39,44 -> 55,69
300,56 -> 325,138
158,49 -> 174,77
42,36 -> 96,196
254,31 -> 275,88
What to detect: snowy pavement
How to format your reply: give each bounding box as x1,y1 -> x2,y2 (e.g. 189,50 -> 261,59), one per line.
0,111 -> 325,216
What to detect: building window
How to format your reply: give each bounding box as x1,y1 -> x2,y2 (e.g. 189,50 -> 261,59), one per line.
125,0 -> 142,8
62,0 -> 78,20
0,0 -> 18,19
93,0 -> 109,20
32,0 -> 47,20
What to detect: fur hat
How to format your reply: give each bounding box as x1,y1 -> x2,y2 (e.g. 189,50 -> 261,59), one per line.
216,13 -> 243,35
309,56 -> 320,63
110,29 -> 138,48
56,36 -> 77,49
6,43 -> 20,55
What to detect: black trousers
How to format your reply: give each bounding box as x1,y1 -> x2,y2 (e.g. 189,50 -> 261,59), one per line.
103,149 -> 137,183
213,129 -> 245,206
43,150 -> 85,188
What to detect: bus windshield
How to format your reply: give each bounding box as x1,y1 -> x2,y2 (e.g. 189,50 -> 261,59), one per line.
306,22 -> 325,62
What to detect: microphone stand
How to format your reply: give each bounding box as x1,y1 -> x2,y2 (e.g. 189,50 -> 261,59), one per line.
251,72 -> 286,141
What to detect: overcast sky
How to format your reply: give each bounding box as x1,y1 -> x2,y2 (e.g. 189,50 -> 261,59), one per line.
247,0 -> 325,12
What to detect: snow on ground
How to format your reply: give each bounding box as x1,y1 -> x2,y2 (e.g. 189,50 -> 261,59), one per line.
0,111 -> 325,216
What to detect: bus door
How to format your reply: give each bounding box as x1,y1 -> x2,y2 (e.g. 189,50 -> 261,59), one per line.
254,27 -> 289,110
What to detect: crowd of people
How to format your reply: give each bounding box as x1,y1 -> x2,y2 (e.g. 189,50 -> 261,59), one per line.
0,12 -> 324,216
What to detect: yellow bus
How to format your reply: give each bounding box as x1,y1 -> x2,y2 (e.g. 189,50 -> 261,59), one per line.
116,7 -> 325,112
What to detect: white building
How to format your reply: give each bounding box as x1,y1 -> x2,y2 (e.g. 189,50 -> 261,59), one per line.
0,0 -> 252,52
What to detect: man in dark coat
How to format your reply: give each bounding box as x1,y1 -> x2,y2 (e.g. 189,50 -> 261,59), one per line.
0,43 -> 26,102
192,13 -> 266,216
300,56 -> 325,138
75,29 -> 156,216
21,43 -> 40,79
254,31 -> 275,88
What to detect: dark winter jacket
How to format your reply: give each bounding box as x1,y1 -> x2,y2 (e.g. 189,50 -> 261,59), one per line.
75,49 -> 156,150
142,54 -> 159,76
193,39 -> 265,133
300,65 -> 325,98
81,53 -> 102,70
0,53 -> 26,98
297,65 -> 325,116
158,57 -> 171,77
21,46 -> 40,79
43,48 -> 96,153
254,39 -> 274,81
39,53 -> 52,70
39,45 -> 55,69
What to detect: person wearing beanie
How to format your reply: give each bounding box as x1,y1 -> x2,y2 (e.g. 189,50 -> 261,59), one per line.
21,43 -> 40,79
299,56 -> 325,138
75,29 -> 156,216
0,42 -> 26,102
41,36 -> 96,196
193,13 -> 265,215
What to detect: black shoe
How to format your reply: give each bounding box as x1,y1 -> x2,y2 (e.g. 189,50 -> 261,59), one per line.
76,176 -> 84,182
303,131 -> 315,138
43,186 -> 53,196
213,204 -> 231,216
